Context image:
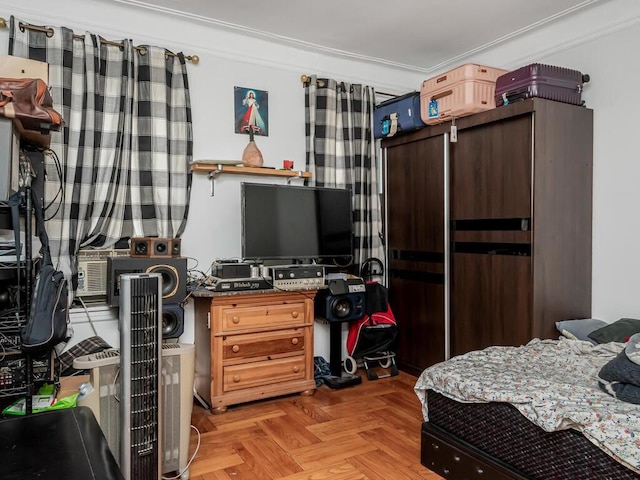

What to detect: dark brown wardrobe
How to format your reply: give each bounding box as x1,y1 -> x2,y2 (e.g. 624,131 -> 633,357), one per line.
382,99 -> 593,376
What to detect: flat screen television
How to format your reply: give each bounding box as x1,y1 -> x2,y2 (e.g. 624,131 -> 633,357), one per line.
241,182 -> 353,262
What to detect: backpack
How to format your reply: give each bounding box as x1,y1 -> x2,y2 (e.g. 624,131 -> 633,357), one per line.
346,282 -> 398,359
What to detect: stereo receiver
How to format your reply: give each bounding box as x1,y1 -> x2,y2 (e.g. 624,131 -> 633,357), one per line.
206,276 -> 271,292
270,265 -> 325,291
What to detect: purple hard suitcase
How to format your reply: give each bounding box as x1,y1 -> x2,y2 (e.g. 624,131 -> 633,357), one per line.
494,63 -> 590,107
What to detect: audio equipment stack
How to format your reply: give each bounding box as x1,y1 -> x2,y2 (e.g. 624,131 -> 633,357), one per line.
202,261 -> 271,292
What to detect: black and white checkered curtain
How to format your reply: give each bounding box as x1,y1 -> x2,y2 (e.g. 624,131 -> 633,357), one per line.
305,76 -> 383,268
9,16 -> 192,281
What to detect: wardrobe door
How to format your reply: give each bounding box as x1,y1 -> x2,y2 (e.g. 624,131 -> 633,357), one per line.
387,137 -> 444,254
451,114 -> 532,220
386,136 -> 446,375
451,251 -> 532,356
388,272 -> 444,375
450,112 -> 534,356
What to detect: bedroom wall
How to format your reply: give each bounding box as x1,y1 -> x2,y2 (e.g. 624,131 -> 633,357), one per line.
0,0 -> 425,358
0,0 -> 636,357
531,22 -> 640,324
462,0 -> 640,324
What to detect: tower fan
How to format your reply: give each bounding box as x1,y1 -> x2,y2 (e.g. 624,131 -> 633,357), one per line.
119,272 -> 163,480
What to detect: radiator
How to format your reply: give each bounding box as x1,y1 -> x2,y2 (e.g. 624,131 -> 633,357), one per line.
74,342 -> 195,479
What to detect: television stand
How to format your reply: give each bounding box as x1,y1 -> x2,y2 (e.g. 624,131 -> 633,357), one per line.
192,289 -> 317,413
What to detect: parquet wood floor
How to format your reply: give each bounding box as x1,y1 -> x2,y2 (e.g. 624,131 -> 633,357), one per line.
188,370 -> 444,480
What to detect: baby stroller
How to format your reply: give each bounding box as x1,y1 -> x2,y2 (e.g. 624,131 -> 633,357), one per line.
343,259 -> 398,380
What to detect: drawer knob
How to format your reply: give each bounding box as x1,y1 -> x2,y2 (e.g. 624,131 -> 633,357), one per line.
232,345 -> 240,353
291,338 -> 299,345
233,375 -> 241,383
292,365 -> 300,373
291,311 -> 299,318
232,316 -> 240,324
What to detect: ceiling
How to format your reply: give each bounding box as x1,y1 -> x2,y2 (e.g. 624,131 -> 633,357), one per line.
112,0 -> 601,72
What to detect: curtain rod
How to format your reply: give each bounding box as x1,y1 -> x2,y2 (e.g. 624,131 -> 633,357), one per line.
0,16 -> 200,64
300,74 -> 397,98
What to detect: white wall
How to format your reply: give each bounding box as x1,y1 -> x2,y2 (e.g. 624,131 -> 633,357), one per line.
0,0 -> 423,359
465,0 -> 640,322
2,0 -> 639,359
539,21 -> 640,322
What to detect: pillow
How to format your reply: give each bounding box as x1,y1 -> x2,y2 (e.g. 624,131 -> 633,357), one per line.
587,318 -> 640,344
624,333 -> 640,365
556,318 -> 608,344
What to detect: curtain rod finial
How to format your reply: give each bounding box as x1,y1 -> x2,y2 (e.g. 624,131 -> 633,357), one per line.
301,74 -> 310,85
188,54 -> 199,65
0,17 -> 7,29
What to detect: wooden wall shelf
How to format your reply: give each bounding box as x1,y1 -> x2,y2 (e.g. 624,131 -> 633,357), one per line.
190,163 -> 312,196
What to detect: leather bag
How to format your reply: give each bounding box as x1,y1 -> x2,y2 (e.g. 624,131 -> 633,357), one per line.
0,78 -> 62,132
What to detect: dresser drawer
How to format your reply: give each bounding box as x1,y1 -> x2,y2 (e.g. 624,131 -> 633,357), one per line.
223,356 -> 306,392
223,329 -> 305,363
220,302 -> 306,332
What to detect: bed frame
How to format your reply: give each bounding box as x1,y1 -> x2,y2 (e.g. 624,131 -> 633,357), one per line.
420,390 -> 639,480
422,422 -> 529,480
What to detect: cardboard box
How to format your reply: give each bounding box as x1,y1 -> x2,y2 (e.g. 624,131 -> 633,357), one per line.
0,55 -> 48,83
0,56 -> 53,148
57,374 -> 90,399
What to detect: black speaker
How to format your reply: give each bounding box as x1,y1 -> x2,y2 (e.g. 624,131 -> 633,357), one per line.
315,289 -> 366,322
107,256 -> 187,307
162,303 -> 184,339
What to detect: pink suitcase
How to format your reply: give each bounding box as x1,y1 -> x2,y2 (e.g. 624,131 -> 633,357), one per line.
420,63 -> 508,125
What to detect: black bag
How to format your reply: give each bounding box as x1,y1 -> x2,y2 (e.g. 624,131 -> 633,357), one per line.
10,187 -> 68,354
23,262 -> 68,353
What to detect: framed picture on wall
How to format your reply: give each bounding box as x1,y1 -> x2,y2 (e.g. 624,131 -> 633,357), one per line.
234,86 -> 269,136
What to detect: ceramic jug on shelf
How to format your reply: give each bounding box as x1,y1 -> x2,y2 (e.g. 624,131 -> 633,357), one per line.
242,126 -> 264,168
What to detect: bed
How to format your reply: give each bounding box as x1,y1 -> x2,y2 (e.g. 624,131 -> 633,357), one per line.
414,338 -> 640,480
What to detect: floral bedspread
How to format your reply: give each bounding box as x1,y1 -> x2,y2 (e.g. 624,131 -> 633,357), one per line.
414,338 -> 640,474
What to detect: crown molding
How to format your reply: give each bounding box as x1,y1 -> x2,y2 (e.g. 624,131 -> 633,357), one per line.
112,0 -> 604,76
5,0 -> 637,94
111,0 -> 430,73
419,0 -> 602,74
503,12 -> 640,70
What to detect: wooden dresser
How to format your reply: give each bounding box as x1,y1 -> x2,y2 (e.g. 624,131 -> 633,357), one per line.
193,289 -> 316,414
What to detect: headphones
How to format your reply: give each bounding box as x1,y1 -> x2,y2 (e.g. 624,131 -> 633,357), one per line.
359,257 -> 384,279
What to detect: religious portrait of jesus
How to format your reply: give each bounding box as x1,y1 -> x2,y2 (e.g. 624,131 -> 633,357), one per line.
234,86 -> 269,136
